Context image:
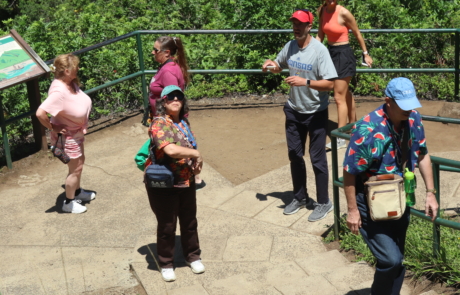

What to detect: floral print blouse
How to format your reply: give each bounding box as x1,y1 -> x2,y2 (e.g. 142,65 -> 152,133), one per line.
147,115 -> 195,187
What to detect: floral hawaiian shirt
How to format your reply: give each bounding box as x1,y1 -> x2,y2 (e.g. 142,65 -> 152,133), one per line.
343,104 -> 428,177
147,115 -> 195,187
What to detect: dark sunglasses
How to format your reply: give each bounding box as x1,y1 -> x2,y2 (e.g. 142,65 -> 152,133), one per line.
294,8 -> 310,13
164,91 -> 185,101
153,48 -> 161,53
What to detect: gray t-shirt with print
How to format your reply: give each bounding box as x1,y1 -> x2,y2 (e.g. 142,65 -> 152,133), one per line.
275,38 -> 337,114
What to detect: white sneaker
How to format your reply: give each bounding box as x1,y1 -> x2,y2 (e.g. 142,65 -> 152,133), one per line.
75,188 -> 96,202
62,199 -> 87,214
326,138 -> 347,150
186,260 -> 205,274
161,268 -> 176,282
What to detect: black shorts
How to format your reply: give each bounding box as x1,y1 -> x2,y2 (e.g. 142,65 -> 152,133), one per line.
328,44 -> 356,79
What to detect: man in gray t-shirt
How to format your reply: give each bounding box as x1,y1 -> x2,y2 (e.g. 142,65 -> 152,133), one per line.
263,9 -> 337,221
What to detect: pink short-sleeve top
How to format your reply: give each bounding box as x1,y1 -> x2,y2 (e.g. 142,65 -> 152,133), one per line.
39,79 -> 92,134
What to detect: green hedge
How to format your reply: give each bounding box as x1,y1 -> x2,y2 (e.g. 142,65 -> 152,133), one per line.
0,0 -> 459,164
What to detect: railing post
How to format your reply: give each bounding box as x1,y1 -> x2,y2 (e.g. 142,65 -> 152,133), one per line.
332,136 -> 340,240
455,30 -> 459,100
432,163 -> 441,257
136,33 -> 149,125
0,95 -> 12,169
27,79 -> 47,152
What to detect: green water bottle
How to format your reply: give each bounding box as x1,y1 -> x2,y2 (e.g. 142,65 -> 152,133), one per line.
404,168 -> 416,206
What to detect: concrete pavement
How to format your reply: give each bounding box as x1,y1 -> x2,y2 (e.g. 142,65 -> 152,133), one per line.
0,115 -> 459,295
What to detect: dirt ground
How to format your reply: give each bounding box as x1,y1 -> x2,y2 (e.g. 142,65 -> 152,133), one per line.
1,94 -> 460,294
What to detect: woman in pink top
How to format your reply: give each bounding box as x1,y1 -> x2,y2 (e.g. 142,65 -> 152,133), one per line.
36,54 -> 96,214
149,36 -> 206,190
149,36 -> 188,118
316,0 -> 373,150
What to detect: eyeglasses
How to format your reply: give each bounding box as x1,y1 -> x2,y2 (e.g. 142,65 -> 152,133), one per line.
153,48 -> 161,53
164,91 -> 185,101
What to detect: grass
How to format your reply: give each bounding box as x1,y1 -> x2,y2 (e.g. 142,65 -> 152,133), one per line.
325,212 -> 460,287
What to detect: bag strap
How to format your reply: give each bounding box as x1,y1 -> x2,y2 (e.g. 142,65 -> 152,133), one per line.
400,121 -> 410,172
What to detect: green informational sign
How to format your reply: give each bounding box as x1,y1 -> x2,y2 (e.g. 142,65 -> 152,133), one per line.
0,30 -> 49,90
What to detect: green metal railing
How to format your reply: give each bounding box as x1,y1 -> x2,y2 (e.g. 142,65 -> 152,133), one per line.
330,116 -> 460,257
1,28 -> 460,171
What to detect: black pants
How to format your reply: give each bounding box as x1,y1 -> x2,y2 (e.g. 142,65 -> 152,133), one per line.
145,182 -> 201,268
284,103 -> 329,204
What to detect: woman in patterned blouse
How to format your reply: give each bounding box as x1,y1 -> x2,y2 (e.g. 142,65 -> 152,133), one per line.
144,85 -> 204,282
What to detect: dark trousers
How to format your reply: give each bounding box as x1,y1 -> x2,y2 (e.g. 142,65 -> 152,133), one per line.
145,182 -> 201,268
284,104 -> 329,204
357,193 -> 410,295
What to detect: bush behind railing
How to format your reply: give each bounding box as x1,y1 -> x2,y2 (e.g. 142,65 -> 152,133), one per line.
0,0 -> 459,163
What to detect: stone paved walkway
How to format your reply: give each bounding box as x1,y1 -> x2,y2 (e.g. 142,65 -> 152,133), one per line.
1,117 -> 459,295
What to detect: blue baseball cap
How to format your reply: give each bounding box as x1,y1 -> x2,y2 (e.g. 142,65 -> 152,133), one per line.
161,85 -> 183,97
384,77 -> 421,111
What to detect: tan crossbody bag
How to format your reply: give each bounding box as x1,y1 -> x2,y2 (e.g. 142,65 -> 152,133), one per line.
364,124 -> 409,221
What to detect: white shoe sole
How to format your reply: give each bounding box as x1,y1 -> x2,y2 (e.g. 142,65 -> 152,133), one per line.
308,205 -> 333,222
283,207 -> 301,215
62,208 -> 87,214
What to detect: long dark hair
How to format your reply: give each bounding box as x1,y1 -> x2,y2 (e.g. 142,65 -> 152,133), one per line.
155,96 -> 190,121
317,1 -> 328,20
156,36 -> 190,86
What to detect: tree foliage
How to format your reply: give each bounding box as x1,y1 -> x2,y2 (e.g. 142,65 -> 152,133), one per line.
0,0 -> 459,163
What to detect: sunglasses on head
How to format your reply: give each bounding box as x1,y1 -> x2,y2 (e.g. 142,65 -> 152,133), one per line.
294,8 -> 310,13
164,91 -> 185,101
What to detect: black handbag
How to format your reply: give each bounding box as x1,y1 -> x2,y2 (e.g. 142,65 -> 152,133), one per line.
144,128 -> 174,188
51,133 -> 70,164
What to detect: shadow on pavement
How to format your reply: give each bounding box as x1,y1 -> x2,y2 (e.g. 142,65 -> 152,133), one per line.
347,288 -> 371,294
256,191 -> 293,208
45,191 -> 66,213
137,236 -> 188,272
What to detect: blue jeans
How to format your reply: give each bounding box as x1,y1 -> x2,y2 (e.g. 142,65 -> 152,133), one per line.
356,193 -> 410,295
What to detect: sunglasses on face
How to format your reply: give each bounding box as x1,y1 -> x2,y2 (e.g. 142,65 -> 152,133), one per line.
164,91 -> 185,101
153,48 -> 161,53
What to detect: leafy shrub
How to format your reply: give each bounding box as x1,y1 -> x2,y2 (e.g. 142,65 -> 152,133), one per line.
1,0 -> 459,165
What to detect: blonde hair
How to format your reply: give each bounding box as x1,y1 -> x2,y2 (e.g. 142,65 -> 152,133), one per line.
52,53 -> 81,88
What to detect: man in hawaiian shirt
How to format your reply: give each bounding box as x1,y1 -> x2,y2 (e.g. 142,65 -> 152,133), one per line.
262,9 -> 338,221
343,77 -> 438,295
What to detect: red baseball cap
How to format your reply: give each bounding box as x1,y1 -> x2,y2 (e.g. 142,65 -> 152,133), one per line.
289,9 -> 314,23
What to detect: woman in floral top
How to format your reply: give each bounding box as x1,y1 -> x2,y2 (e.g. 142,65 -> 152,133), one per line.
144,85 -> 204,282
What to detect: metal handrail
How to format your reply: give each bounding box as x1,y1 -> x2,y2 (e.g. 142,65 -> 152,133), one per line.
2,29 -> 460,171
330,116 -> 460,257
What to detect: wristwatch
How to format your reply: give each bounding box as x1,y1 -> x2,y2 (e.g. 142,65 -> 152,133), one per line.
426,188 -> 437,194
363,51 -> 369,55
306,79 -> 311,87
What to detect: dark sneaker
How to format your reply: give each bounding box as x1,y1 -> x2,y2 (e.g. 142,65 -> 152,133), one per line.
308,200 -> 333,222
75,188 -> 96,202
195,180 -> 206,191
283,198 -> 307,215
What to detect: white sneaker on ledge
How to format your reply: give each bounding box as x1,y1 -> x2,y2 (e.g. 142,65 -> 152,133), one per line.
186,260 -> 205,274
161,268 -> 176,282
